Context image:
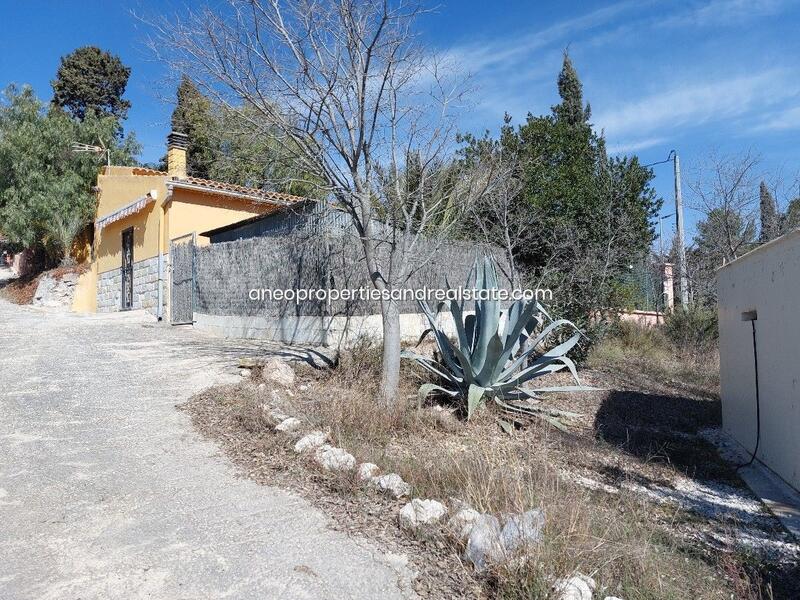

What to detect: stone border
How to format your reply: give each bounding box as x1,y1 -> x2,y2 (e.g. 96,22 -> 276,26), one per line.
253,358 -> 619,600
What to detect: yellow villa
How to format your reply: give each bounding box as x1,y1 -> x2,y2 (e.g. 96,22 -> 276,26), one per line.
78,132 -> 305,318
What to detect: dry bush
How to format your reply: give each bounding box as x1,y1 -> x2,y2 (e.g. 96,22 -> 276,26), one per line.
588,321 -> 720,398
299,336 -> 435,450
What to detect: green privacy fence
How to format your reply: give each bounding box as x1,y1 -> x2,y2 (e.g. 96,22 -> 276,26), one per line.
615,260 -> 665,313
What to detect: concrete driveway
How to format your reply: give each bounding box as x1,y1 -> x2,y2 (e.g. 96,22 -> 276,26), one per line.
0,300 -> 415,599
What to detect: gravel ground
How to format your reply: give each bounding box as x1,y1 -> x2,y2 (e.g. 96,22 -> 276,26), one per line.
0,300 -> 418,600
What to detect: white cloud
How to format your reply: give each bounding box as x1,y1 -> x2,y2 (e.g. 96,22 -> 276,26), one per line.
437,0 -> 647,77
750,105 -> 800,131
660,0 -> 789,27
606,137 -> 666,155
593,70 -> 800,140
433,0 -> 800,148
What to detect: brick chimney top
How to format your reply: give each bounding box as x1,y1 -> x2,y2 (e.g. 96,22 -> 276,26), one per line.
167,131 -> 189,178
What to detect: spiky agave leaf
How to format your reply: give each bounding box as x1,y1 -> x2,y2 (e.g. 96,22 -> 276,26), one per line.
403,255 -> 595,429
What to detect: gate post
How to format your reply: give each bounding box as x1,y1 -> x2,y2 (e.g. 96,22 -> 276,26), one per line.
661,262 -> 675,312
169,233 -> 197,325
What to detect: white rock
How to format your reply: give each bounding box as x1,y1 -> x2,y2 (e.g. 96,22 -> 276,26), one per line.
274,417 -> 302,433
447,507 -> 481,541
293,431 -> 328,453
314,445 -> 356,471
239,368 -> 251,377
501,509 -> 545,554
258,383 -> 266,390
357,463 -> 379,481
299,384 -> 309,391
373,473 -> 412,498
553,574 -> 596,600
603,597 -> 624,600
398,499 -> 448,530
269,410 -> 290,422
263,358 -> 295,388
448,497 -> 473,513
464,514 -> 504,572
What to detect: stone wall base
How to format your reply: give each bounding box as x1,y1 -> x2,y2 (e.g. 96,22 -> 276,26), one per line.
97,255 -> 163,314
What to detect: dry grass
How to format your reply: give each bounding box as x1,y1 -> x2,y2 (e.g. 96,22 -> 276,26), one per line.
0,273 -> 42,304
183,331 -> 789,599
587,321 -> 720,399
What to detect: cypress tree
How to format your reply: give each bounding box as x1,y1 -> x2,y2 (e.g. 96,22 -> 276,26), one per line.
169,77 -> 215,179
553,51 -> 590,126
783,197 -> 800,232
759,181 -> 780,242
501,52 -> 660,322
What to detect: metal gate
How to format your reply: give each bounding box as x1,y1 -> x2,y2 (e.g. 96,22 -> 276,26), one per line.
121,227 -> 134,310
170,235 -> 195,325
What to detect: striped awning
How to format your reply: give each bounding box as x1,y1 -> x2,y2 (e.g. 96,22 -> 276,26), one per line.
95,194 -> 155,231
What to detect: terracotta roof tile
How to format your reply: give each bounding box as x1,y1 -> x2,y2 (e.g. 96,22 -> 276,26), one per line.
172,176 -> 307,205
131,167 -> 168,176
128,165 -> 307,205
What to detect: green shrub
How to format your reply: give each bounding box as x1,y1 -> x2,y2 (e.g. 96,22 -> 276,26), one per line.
402,256 -> 589,429
664,306 -> 719,353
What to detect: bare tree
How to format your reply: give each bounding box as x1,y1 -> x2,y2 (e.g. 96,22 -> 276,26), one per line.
463,145 -> 530,288
689,151 -> 761,264
148,0 -> 489,404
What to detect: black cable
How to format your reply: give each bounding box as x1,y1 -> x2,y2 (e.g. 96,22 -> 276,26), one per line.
643,150 -> 676,168
737,319 -> 761,470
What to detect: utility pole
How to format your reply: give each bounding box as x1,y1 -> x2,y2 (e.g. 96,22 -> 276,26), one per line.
673,153 -> 689,308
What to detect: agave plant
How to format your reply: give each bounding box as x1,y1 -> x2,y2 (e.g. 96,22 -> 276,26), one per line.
402,255 -> 590,430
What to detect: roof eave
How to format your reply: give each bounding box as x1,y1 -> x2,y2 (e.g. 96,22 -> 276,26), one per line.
167,179 -> 296,207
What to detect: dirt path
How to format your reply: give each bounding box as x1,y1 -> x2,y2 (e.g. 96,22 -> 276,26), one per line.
0,300 -> 416,599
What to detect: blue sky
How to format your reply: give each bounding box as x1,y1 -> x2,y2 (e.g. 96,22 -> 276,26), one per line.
2,0 -> 800,240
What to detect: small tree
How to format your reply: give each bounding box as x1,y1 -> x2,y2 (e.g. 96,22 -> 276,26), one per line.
461,129 -> 532,288
43,211 -> 86,267
784,197 -> 800,232
0,85 -> 140,265
52,46 -> 132,122
152,0 -> 491,404
689,151 -> 760,264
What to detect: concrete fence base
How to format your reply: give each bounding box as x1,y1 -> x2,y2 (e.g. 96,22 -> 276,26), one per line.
194,310 -> 464,348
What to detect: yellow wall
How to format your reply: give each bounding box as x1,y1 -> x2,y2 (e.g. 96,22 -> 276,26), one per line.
72,262 -> 98,313
94,168 -> 168,275
89,166 -> 279,314
69,225 -> 93,264
167,189 -> 273,246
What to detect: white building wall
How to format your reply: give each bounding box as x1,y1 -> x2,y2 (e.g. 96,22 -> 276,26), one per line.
717,229 -> 800,491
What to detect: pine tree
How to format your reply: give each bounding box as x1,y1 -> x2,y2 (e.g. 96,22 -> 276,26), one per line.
759,180 -> 780,242
51,46 -> 131,122
783,197 -> 800,232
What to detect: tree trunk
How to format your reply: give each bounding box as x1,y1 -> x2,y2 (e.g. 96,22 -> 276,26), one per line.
378,297 -> 402,407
